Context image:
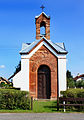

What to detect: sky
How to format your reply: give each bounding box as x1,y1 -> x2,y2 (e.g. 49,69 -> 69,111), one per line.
0,0 -> 84,78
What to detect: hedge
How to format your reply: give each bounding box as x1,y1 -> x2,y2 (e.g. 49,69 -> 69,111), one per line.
0,89 -> 30,110
61,88 -> 84,98
60,88 -> 84,111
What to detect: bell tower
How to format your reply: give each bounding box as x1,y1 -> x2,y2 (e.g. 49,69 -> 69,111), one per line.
35,10 -> 50,40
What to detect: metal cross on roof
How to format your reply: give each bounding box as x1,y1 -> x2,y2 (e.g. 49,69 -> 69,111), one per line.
40,5 -> 45,12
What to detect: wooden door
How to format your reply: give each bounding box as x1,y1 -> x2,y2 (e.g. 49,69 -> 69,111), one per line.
38,65 -> 51,99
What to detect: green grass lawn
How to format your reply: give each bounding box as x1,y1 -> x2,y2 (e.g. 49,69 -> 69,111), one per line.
0,100 -> 58,113
33,100 -> 57,112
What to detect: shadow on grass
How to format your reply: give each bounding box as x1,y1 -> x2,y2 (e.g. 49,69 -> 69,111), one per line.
43,101 -> 84,112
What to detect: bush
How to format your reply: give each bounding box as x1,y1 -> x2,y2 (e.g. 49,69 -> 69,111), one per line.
0,89 -> 30,110
60,88 -> 84,111
61,88 -> 84,98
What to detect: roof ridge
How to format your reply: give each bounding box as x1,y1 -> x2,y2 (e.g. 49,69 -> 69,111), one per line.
20,40 -> 39,54
20,37 -> 67,54
55,42 -> 66,51
35,12 -> 50,19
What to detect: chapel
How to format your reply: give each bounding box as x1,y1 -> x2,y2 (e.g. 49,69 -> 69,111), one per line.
13,10 -> 68,99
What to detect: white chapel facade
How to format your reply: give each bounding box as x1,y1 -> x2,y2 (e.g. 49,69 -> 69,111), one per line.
13,11 -> 68,99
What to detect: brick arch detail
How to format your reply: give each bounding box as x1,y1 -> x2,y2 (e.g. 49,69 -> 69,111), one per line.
40,21 -> 46,27
37,63 -> 51,73
35,60 -> 56,73
29,45 -> 58,99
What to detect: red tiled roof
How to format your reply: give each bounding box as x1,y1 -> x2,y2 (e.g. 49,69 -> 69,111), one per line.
74,74 -> 84,80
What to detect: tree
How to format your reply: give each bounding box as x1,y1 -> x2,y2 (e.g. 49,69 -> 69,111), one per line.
76,80 -> 84,88
66,70 -> 73,78
66,70 -> 75,88
14,61 -> 21,74
67,78 -> 75,88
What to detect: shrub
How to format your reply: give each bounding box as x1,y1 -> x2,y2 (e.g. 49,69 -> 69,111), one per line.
61,88 -> 84,98
60,88 -> 84,111
0,89 -> 30,110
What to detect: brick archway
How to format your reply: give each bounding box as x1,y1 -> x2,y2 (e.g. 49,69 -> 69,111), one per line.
29,45 -> 58,99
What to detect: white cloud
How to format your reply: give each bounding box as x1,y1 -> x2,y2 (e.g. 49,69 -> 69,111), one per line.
0,65 -> 5,69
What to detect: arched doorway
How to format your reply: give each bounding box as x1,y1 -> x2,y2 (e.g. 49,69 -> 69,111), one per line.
37,65 -> 51,99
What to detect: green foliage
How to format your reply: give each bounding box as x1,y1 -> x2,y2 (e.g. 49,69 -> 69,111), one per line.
0,82 -> 13,89
0,82 -> 5,87
66,70 -> 75,88
5,83 -> 13,89
76,80 -> 84,88
67,78 -> 75,88
66,70 -> 73,78
14,61 -> 21,74
61,89 -> 84,111
0,89 -> 30,110
61,88 -> 84,98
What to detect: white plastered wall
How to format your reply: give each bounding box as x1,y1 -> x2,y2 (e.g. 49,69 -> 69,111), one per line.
58,58 -> 67,96
13,58 -> 29,91
13,71 -> 22,89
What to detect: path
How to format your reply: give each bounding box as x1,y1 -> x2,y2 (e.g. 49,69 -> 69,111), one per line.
0,113 -> 84,120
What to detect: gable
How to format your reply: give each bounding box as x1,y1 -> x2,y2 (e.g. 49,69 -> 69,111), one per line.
35,12 -> 50,19
20,37 -> 67,57
30,44 -> 57,61
35,13 -> 50,24
29,44 -> 58,74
